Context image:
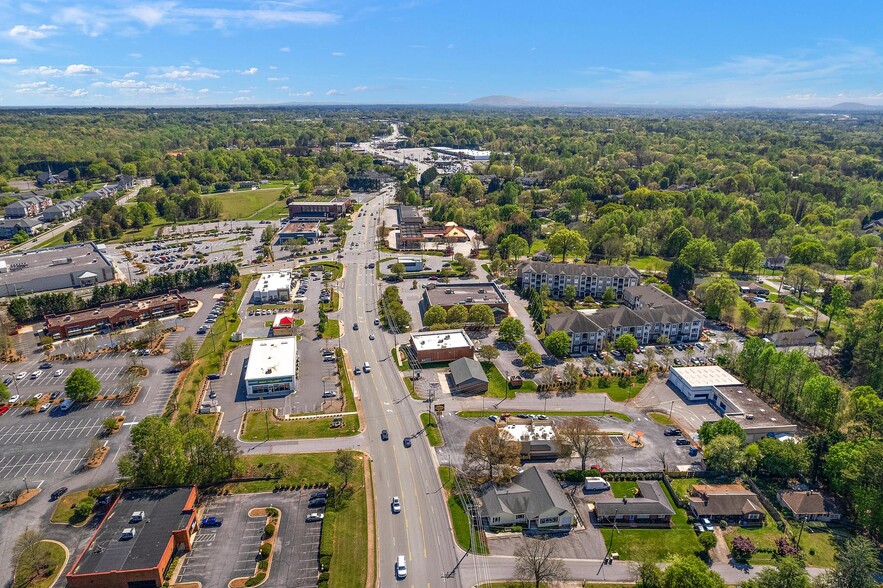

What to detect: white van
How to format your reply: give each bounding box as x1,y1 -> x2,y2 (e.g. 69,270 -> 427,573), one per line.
584,477 -> 610,491
363,361 -> 371,373
60,398 -> 74,412
395,555 -> 407,578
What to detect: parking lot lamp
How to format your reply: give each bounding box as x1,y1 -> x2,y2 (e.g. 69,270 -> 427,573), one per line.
7,372 -> 21,396
669,400 -> 675,420
22,476 -> 28,491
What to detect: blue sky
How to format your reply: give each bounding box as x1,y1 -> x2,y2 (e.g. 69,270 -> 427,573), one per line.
1,0 -> 882,107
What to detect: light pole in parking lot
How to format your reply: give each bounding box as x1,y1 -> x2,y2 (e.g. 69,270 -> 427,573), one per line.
7,371 -> 21,397
22,476 -> 28,492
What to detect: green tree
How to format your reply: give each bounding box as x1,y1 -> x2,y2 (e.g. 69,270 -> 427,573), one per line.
634,559 -> 663,588
697,277 -> 740,319
726,239 -> 764,275
563,284 -> 577,306
698,418 -> 746,445
499,234 -> 529,262
477,345 -> 500,361
739,556 -> 811,588
446,304 -> 468,325
467,304 -> 495,328
260,225 -> 276,244
547,228 -> 588,262
422,305 -> 447,327
698,531 -> 718,553
679,237 -> 719,271
0,381 -> 8,402
704,434 -> 745,473
824,283 -> 849,332
665,226 -> 693,257
544,330 -> 571,358
523,351 -> 543,370
755,437 -> 809,479
64,368 -> 101,402
515,341 -> 533,357
784,265 -> 819,301
119,416 -> 188,486
667,258 -> 695,295
816,536 -> 881,588
615,334 -> 639,354
601,287 -> 617,304
172,336 -> 197,366
662,555 -> 725,588
498,317 -> 526,342
390,263 -> 406,280
332,449 -> 356,489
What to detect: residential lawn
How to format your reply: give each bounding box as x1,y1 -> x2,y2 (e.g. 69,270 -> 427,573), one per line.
481,362 -> 537,397
797,523 -> 851,568
648,412 -> 674,425
167,275 -> 253,422
600,482 -> 702,561
204,187 -> 285,220
722,515 -> 782,565
668,477 -> 701,502
323,318 -> 341,339
628,255 -> 672,272
50,485 -> 117,525
438,466 -> 488,554
458,410 -> 631,422
241,411 -> 359,441
420,412 -> 443,446
12,540 -> 66,588
580,376 -> 645,402
609,481 -> 639,498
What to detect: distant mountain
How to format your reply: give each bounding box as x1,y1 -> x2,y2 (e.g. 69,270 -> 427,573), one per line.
828,102 -> 882,111
468,95 -> 531,106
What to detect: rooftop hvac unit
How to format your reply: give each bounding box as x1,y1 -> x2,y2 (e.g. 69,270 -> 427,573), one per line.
50,257 -> 73,266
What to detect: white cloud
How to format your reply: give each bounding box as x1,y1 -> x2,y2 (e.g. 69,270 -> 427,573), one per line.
0,58 -> 18,65
55,7 -> 106,36
19,65 -> 64,76
446,43 -> 454,49
241,67 -> 258,75
16,80 -> 88,97
8,24 -> 56,40
232,96 -> 252,102
125,3 -> 173,27
93,79 -> 186,95
331,52 -> 345,57
69,88 -> 88,97
159,69 -> 219,80
325,89 -> 342,96
353,85 -> 368,92
124,71 -> 139,78
238,89 -> 250,94
130,53 -> 142,59
278,85 -> 289,90
198,88 -> 210,94
290,91 -> 313,97
267,76 -> 288,81
64,64 -> 102,75
279,47 -> 290,53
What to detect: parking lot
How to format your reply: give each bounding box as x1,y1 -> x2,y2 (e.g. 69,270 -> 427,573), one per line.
177,492 -> 322,588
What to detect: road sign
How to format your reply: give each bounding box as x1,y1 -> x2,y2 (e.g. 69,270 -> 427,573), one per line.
434,404 -> 445,412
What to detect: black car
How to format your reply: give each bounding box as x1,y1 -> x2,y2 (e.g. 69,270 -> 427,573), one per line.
309,497 -> 326,507
310,490 -> 328,500
50,391 -> 62,400
207,373 -> 221,380
664,427 -> 683,436
381,429 -> 389,441
95,494 -> 111,508
675,438 -> 691,446
39,362 -> 53,369
403,437 -> 412,448
50,487 -> 68,501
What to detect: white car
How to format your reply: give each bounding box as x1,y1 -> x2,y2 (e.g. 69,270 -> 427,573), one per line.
53,369 -> 64,377
306,513 -> 324,522
9,394 -> 20,403
33,392 -> 44,401
31,370 -> 43,379
395,555 -> 407,579
391,496 -> 401,514
16,372 -> 27,380
39,402 -> 51,412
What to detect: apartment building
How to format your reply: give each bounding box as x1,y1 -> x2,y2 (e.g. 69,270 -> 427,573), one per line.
517,262 -> 640,300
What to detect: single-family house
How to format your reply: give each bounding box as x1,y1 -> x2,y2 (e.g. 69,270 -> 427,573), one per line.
688,484 -> 766,526
777,490 -> 841,522
116,175 -> 136,190
478,466 -> 575,531
593,481 -> 676,527
768,328 -> 819,348
764,254 -> 789,270
736,281 -> 771,296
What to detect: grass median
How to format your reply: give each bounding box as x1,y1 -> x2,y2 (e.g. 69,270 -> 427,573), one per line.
241,411 -> 359,441
420,412 -> 443,446
438,466 -> 488,555
12,540 -> 66,588
50,484 -> 117,525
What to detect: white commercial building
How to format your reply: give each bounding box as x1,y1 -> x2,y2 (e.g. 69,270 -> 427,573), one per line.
398,256 -> 424,272
668,365 -> 741,400
252,270 -> 292,304
244,337 -> 297,398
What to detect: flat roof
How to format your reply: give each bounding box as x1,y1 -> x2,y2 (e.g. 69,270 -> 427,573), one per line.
671,365 -> 742,389
281,220 -> 320,232
255,270 -> 291,293
71,487 -> 195,575
714,385 -> 793,428
245,337 -> 297,381
410,329 -> 473,351
501,423 -> 556,441
46,291 -> 190,329
0,241 -> 113,292
425,282 -> 508,307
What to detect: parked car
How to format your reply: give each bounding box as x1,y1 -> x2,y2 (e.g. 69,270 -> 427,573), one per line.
310,490 -> 328,500
53,369 -> 64,377
9,394 -> 20,404
50,487 -> 68,501
201,516 -> 223,527
701,517 -> 715,532
306,513 -> 324,522
207,373 -> 221,380
676,438 -> 691,446
39,362 -> 53,369
30,370 -> 43,379
39,402 -> 52,412
664,427 -> 682,436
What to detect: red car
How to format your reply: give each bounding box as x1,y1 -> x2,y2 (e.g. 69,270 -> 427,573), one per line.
589,464 -> 607,473
0,405 -> 10,417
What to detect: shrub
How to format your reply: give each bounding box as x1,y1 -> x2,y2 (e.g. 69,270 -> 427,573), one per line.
318,572 -> 330,581
258,560 -> 268,571
264,523 -> 275,538
510,525 -> 523,533
617,375 -> 632,388
809,548 -> 816,556
319,554 -> 332,571
719,519 -> 728,529
266,508 -> 278,518
776,536 -> 799,557
636,373 -> 649,383
597,375 -> 610,388
731,535 -> 757,562
72,498 -> 95,522
244,572 -> 266,586
259,543 -> 271,560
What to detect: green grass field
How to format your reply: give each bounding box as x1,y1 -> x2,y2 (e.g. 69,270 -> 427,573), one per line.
628,255 -> 672,272
600,481 -> 702,561
204,187 -> 287,220
648,412 -> 674,425
580,376 -> 645,402
50,485 -> 117,525
241,411 -> 359,441
323,319 -> 341,339
420,412 -> 443,446
438,466 -> 488,554
12,540 -> 66,588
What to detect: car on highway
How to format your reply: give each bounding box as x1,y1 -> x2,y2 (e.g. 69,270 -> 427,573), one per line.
391,496 -> 401,513
368,334 -> 375,340
53,369 -> 64,377
381,429 -> 389,441
354,367 -> 361,375
39,402 -> 52,412
50,487 -> 68,501
403,437 -> 412,448
201,516 -> 223,527
395,555 -> 407,579
306,513 -> 324,522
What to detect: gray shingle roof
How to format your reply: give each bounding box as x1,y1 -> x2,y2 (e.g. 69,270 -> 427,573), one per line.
519,262 -> 641,280
449,357 -> 489,387
479,466 -> 572,521
545,310 -> 603,333
594,481 -> 676,517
